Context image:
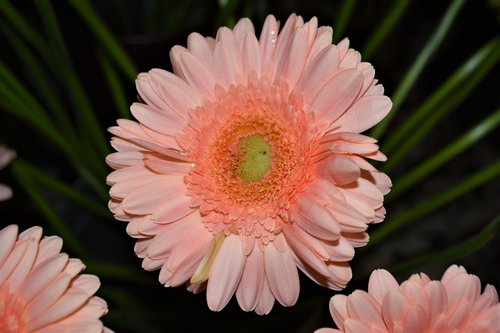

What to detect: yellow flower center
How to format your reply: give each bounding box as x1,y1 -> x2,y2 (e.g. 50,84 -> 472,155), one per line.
237,134 -> 272,183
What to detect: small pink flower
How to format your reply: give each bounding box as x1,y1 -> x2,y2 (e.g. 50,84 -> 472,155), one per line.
0,145 -> 16,201
107,14 -> 392,313
317,265 -> 500,333
0,225 -> 112,332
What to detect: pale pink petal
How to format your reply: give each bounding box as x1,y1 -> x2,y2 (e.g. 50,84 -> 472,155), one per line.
0,224 -> 18,267
235,247 -> 265,312
295,196 -> 341,241
264,240 -> 299,306
368,269 -> 399,305
330,294 -> 349,331
403,305 -> 429,333
311,69 -> 364,125
0,184 -> 13,201
206,235 -> 246,311
254,277 -> 275,315
319,155 -> 361,185
334,95 -> 392,133
346,290 -> 386,328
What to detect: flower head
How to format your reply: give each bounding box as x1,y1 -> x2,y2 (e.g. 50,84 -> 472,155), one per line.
107,13 -> 392,314
317,265 -> 500,333
0,145 -> 16,201
0,225 -> 111,332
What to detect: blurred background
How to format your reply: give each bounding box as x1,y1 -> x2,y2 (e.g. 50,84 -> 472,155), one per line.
0,0 -> 499,332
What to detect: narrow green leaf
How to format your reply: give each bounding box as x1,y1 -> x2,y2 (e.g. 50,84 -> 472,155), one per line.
11,160 -> 89,260
98,51 -> 131,118
370,0 -> 467,139
382,40 -> 500,173
34,0 -> 109,160
0,20 -> 80,144
362,0 -> 411,60
369,159 -> 500,247
383,38 -> 500,156
0,0 -> 51,61
14,159 -> 111,220
66,0 -> 138,81
333,0 -> 357,43
388,108 -> 500,201
389,213 -> 500,274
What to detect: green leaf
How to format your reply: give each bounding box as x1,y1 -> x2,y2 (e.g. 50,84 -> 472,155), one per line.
34,0 -> 109,161
86,261 -> 154,284
98,51 -> 131,119
368,159 -> 500,247
387,108 -> 500,201
66,0 -> 138,81
370,0 -> 467,139
382,39 -> 500,173
389,213 -> 500,274
333,0 -> 357,43
11,160 -> 89,260
362,0 -> 411,60
14,159 -> 111,220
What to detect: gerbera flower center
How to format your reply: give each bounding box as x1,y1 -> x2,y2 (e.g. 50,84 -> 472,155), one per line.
237,134 -> 272,183
184,77 -> 320,241
0,284 -> 26,333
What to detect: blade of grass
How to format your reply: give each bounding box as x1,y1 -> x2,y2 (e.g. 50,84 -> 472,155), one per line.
14,159 -> 111,220
389,213 -> 500,274
333,0 -> 357,43
362,0 -> 411,60
368,159 -> 500,247
382,38 -> 500,156
35,0 -> 109,160
370,0 -> 467,139
387,108 -> 500,201
0,20 -> 78,144
0,62 -> 72,154
11,160 -> 89,260
0,61 -> 108,199
382,41 -> 500,173
98,51 -> 130,118
0,0 -> 50,61
66,0 -> 138,81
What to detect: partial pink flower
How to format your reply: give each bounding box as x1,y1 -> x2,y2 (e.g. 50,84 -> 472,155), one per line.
317,265 -> 500,333
107,13 -> 392,314
0,145 -> 16,201
0,224 -> 112,332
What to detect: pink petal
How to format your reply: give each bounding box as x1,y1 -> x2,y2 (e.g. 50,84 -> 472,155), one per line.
368,269 -> 399,305
242,33 -> 262,77
206,235 -> 246,311
424,281 -> 448,323
259,15 -> 279,72
382,290 -> 409,328
334,95 -> 392,133
0,184 -> 13,201
233,17 -> 255,42
346,290 -> 385,328
179,52 -> 216,99
343,319 -> 372,333
254,277 -> 275,315
330,294 -> 349,331
283,227 -> 330,276
275,26 -> 308,90
151,193 -> 193,223
295,196 -> 341,241
403,305 -> 428,333
0,224 -> 18,267
311,69 -> 363,125
296,45 -> 340,101
319,155 -> 361,185
264,241 -> 299,306
235,247 -> 265,311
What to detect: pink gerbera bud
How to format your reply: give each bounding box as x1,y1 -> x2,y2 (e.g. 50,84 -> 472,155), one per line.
0,145 -> 16,201
316,265 -> 500,333
106,13 -> 392,314
0,225 -> 112,332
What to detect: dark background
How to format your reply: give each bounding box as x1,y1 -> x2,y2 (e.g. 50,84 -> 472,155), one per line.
0,1 -> 499,332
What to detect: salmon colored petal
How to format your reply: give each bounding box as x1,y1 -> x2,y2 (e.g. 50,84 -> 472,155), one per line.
207,235 -> 246,311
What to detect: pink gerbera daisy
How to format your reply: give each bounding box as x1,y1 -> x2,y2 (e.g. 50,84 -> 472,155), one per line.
0,225 -> 111,332
106,13 -> 392,314
0,145 -> 16,201
316,265 -> 500,333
